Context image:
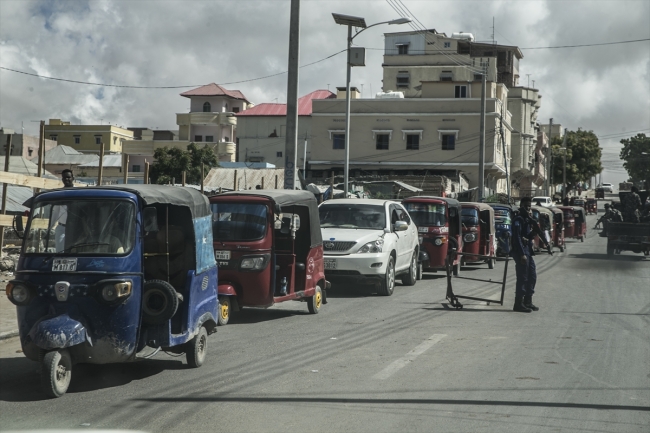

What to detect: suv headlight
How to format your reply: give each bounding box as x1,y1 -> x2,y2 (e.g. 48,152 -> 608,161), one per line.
357,239 -> 384,254
6,282 -> 33,306
463,233 -> 477,243
240,254 -> 271,271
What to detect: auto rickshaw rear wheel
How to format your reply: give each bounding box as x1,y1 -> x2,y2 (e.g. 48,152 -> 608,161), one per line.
217,296 -> 231,326
308,286 -> 322,314
41,349 -> 72,398
488,258 -> 495,269
142,280 -> 179,325
186,326 -> 208,368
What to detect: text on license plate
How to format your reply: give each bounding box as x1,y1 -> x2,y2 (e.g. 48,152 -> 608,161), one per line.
214,250 -> 231,260
324,259 -> 337,270
52,258 -> 77,272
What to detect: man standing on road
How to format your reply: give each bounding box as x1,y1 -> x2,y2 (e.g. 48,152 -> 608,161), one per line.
511,197 -> 549,313
53,169 -> 75,251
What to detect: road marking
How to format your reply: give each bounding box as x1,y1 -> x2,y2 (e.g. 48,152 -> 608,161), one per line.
373,334 -> 447,380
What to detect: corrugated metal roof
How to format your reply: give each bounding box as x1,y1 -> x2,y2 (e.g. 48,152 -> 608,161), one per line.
237,90 -> 335,116
180,83 -> 249,102
203,168 -> 285,191
5,185 -> 33,213
33,145 -> 98,165
4,156 -> 57,178
78,154 -> 123,168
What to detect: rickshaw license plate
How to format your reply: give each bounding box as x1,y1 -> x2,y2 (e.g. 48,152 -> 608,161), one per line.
214,250 -> 231,260
324,259 -> 337,270
52,258 -> 77,272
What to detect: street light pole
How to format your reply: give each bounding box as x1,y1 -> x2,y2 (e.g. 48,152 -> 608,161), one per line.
478,67 -> 486,201
333,13 -> 411,197
562,129 -> 567,201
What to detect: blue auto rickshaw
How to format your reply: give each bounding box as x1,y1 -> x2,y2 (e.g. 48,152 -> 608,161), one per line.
487,204 -> 514,256
7,185 -> 219,397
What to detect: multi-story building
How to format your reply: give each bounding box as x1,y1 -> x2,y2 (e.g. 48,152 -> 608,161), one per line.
43,119 -> 134,154
0,131 -> 57,160
236,89 -> 335,167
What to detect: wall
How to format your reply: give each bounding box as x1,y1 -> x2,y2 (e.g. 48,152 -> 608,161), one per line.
0,134 -> 57,159
43,123 -> 134,153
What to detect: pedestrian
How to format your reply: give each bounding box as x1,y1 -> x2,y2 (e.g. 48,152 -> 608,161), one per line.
622,186 -> 642,223
53,169 -> 75,251
511,196 -> 550,313
61,169 -> 75,188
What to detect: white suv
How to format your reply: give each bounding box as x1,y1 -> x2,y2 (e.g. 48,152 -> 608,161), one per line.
318,199 -> 420,296
531,196 -> 553,207
600,183 -> 614,193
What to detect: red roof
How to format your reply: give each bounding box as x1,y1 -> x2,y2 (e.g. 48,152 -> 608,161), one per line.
180,83 -> 249,102
237,89 -> 336,116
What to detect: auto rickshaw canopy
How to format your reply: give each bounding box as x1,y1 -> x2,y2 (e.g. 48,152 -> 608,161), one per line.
214,189 -> 322,247
403,196 -> 462,237
549,206 -> 564,223
532,205 -> 554,230
461,202 -> 495,235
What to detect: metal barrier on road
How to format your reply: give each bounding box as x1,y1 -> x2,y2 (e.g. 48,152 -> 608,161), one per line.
444,252 -> 510,309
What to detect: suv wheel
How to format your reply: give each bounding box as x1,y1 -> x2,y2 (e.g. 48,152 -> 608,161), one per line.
378,255 -> 395,296
401,251 -> 417,286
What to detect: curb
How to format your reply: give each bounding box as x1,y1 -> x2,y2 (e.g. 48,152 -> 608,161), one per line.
0,330 -> 19,341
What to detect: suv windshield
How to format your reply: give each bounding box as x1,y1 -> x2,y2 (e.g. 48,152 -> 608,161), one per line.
211,203 -> 267,241
403,202 -> 447,226
461,208 -> 479,226
25,199 -> 135,255
319,204 -> 386,230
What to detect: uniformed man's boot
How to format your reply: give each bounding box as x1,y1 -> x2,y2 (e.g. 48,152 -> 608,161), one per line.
513,295 -> 532,313
523,294 -> 539,311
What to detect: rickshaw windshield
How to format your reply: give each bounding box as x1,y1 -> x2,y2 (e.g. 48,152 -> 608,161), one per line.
24,199 -> 136,255
211,202 -> 268,241
403,202 -> 447,226
319,204 -> 386,229
493,209 -> 511,225
563,210 -> 574,218
461,208 -> 479,226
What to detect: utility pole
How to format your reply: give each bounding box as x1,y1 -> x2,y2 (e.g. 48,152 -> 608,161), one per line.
478,66 -> 487,201
97,142 -> 105,186
545,118 -> 553,195
303,131 -> 308,172
0,134 -> 13,249
562,129 -> 568,201
283,0 -> 300,190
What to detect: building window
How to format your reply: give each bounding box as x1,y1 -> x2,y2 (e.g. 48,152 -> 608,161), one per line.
205,135 -> 214,142
28,149 -> 33,157
233,107 -> 240,113
194,135 -> 202,142
332,134 -> 345,150
277,151 -> 283,157
74,136 -> 80,144
396,71 -> 410,88
113,136 -> 117,144
50,135 -> 57,141
397,44 -> 409,55
474,74 -> 482,81
406,134 -> 420,150
455,85 -> 468,98
133,165 -> 141,173
203,102 -> 211,112
95,136 -> 102,145
440,71 -> 453,81
224,137 -> 230,142
444,42 -> 451,48
376,134 -> 389,150
442,134 -> 456,150
224,103 -> 229,111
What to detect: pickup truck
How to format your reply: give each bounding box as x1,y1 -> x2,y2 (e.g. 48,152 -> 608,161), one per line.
607,190 -> 650,256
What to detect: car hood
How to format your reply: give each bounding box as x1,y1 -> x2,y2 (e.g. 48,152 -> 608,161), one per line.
321,228 -> 385,246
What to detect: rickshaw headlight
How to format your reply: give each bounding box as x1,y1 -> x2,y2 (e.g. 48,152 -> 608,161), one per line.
434,237 -> 444,246
6,282 -> 32,306
463,233 -> 477,243
240,254 -> 270,271
100,281 -> 132,303
357,239 -> 384,254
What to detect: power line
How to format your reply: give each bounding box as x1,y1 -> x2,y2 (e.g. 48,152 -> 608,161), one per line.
0,49 -> 346,89
520,38 -> 650,49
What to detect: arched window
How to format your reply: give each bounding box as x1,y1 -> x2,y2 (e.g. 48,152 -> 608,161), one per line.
203,102 -> 211,112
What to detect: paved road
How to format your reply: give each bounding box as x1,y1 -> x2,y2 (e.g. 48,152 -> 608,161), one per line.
1,199 -> 648,432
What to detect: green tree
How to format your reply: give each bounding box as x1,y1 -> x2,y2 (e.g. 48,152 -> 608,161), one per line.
550,129 -> 603,193
619,133 -> 650,189
150,143 -> 219,185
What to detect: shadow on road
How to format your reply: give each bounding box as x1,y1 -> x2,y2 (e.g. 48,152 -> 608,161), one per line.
134,395 -> 650,412
568,253 -> 647,261
0,356 -> 184,402
230,307 -> 310,324
422,304 -> 510,313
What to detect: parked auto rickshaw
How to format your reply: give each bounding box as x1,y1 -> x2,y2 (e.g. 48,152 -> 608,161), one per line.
8,185 -> 219,398
531,206 -> 555,252
586,198 -> 597,215
557,206 -> 576,239
488,204 -> 514,256
460,202 -> 497,268
549,207 -> 566,252
209,190 -> 327,325
595,188 -> 605,199
572,206 -> 587,242
402,197 -> 463,276
573,198 -> 587,212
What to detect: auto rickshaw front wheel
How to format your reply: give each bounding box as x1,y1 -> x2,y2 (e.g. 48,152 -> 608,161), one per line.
186,326 -> 208,368
488,258 -> 495,269
217,296 -> 231,326
41,349 -> 72,398
308,286 -> 323,314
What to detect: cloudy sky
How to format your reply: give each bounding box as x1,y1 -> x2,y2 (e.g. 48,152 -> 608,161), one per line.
1,0 -> 648,184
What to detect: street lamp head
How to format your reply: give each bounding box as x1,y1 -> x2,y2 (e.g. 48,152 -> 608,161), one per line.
388,17 -> 412,25
332,13 -> 367,28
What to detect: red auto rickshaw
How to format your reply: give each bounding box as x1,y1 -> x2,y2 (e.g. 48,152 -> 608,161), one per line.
549,207 -> 566,252
531,205 -> 555,253
460,202 -> 497,269
586,198 -> 597,215
558,206 -> 576,239
572,206 -> 587,242
402,197 -> 463,276
209,190 -> 328,325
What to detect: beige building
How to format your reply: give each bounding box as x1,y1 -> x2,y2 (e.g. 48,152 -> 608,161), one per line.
44,119 -> 133,153
0,131 -> 57,160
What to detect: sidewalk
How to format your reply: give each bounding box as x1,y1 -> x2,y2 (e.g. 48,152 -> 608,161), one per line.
0,281 -> 19,341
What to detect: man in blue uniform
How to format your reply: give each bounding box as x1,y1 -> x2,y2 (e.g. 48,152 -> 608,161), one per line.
512,197 -> 550,313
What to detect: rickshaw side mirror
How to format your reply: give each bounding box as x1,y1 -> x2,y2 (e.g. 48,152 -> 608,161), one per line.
143,207 -> 159,232
13,215 -> 24,239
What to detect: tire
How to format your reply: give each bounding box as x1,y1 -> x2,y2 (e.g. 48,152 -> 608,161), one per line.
142,280 -> 179,325
41,349 -> 72,398
488,258 -> 495,269
581,236 -> 584,242
453,261 -> 461,277
217,296 -> 231,326
401,252 -> 417,286
308,286 -> 323,314
378,255 -> 395,296
186,326 -> 208,368
416,261 -> 423,280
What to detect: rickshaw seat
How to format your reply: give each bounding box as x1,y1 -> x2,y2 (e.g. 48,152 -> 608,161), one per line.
144,226 -> 191,291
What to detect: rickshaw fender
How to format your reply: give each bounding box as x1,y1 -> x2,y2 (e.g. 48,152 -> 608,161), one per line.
218,283 -> 237,297
28,314 -> 91,351
195,311 -> 218,335
418,250 -> 430,263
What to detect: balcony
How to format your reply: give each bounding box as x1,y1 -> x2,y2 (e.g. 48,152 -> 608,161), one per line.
176,112 -> 237,127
